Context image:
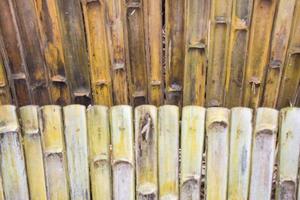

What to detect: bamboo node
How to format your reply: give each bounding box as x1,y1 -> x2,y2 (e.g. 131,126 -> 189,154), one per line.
113,63 -> 125,70
150,80 -> 161,86
127,2 -> 141,8
137,183 -> 157,198
269,60 -> 282,69
215,16 -> 227,24
188,42 -> 206,50
11,73 -> 26,80
51,75 -> 67,83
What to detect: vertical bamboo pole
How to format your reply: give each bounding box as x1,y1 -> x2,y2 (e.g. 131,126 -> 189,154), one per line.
206,0 -> 233,107
135,105 -> 158,199
158,105 -> 179,199
82,0 -> 113,106
227,107 -> 253,200
20,106 -> 47,200
34,0 -> 72,105
206,107 -> 230,200
0,53 -> 11,104
180,106 -> 205,200
262,0 -> 297,107
0,105 -> 29,200
242,0 -> 278,108
63,105 -> 90,200
40,105 -> 69,200
249,108 -> 278,200
276,108 -> 300,199
87,106 -> 112,200
183,0 -> 209,106
225,0 -> 253,107
110,105 -> 135,200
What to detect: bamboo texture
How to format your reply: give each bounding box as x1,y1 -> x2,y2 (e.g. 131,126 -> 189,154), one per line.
0,52 -> 11,104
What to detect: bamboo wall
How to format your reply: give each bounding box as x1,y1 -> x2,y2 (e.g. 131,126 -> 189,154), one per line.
0,0 -> 299,108
0,104 -> 299,199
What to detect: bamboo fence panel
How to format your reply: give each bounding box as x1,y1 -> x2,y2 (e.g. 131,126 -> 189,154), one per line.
0,105 -> 29,200
39,105 -> 69,200
19,106 -> 47,200
180,106 -> 205,200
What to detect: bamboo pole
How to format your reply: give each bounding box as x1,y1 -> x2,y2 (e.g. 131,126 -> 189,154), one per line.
0,53 -> 11,104
110,105 -> 135,200
225,0 -> 253,107
165,0 -> 185,105
40,105 -> 69,200
87,106 -> 112,200
180,106 -> 205,200
205,107 -> 230,200
158,105 -> 179,199
183,0 -> 209,106
206,0 -> 233,107
82,0 -> 113,106
249,108 -> 278,200
63,105 -> 90,200
276,108 -> 300,199
227,107 -> 253,200
242,0 -> 278,108
0,105 -> 29,200
20,106 -> 47,200
135,105 -> 158,199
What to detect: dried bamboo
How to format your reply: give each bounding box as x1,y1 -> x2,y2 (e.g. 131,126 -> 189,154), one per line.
158,105 -> 179,199
249,108 -> 278,200
63,105 -> 90,200
105,0 -> 129,105
165,0 -> 185,105
87,106 -> 112,200
34,0 -> 71,105
228,107 -> 253,200
135,105 -> 158,199
110,105 -> 135,200
40,105 -> 69,200
206,0 -> 233,107
180,106 -> 205,200
262,0 -> 297,107
205,107 -> 230,200
276,108 -> 300,199
225,0 -> 253,107
82,0 -> 113,106
0,53 -> 11,104
20,106 -> 47,200
183,0 -> 209,106
0,105 -> 29,200
56,0 -> 91,105
242,0 -> 278,108
144,0 -> 163,106
277,0 -> 300,108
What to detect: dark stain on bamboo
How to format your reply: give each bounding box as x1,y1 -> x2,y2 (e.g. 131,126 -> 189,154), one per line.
279,180 -> 296,200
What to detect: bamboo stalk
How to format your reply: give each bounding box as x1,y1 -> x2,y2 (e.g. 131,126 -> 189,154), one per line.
276,108 -> 300,199
0,53 -> 11,104
135,105 -> 158,199
82,0 -> 113,106
180,106 -> 205,200
158,105 -> 179,199
228,107 -> 253,200
40,105 -> 69,200
110,105 -> 135,200
183,0 -> 209,106
19,106 -> 47,200
63,105 -> 90,200
242,0 -> 278,108
249,108 -> 278,200
205,107 -> 230,200
225,0 -> 253,108
87,106 -> 112,200
206,0 -> 233,107
0,105 -> 29,200
34,0 -> 71,105
165,0 -> 185,105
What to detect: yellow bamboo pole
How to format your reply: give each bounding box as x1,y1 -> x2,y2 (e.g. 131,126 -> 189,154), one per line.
87,105 -> 112,200
158,105 -> 179,199
0,105 -> 29,199
110,105 -> 135,200
20,106 -> 47,200
0,53 -> 11,104
180,106 -> 205,200
40,105 -> 69,200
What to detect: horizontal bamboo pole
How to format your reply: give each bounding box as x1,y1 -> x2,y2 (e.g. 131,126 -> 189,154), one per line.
20,106 -> 47,200
180,106 -> 205,200
87,106 -> 112,200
